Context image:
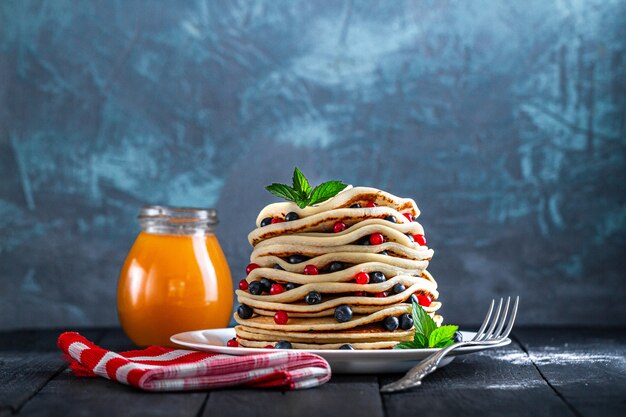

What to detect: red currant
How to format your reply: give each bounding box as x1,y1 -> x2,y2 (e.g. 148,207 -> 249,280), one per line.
366,201 -> 376,208
246,263 -> 260,274
369,233 -> 384,245
274,311 -> 289,325
413,234 -> 427,246
374,292 -> 387,298
403,213 -> 413,222
353,291 -> 366,297
226,338 -> 239,347
303,264 -> 319,275
418,294 -> 432,307
271,218 -> 284,224
355,272 -> 370,285
270,283 -> 285,295
265,345 -> 274,349
238,279 -> 249,291
333,221 -> 347,233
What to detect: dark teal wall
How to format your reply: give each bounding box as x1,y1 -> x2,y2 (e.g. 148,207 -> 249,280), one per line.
1,0 -> 625,329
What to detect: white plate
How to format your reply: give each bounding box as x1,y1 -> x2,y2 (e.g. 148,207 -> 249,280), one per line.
171,328 -> 511,374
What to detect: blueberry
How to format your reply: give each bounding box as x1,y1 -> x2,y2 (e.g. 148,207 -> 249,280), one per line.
328,262 -> 344,273
359,236 -> 371,245
383,316 -> 399,331
305,291 -> 322,305
334,305 -> 353,323
260,217 -> 272,227
248,281 -> 263,295
385,215 -> 396,223
259,278 -> 273,293
288,255 -> 309,264
406,233 -> 414,242
379,250 -> 389,256
339,344 -> 354,350
275,341 -> 292,349
274,264 -> 284,270
237,304 -> 254,319
285,283 -> 298,291
285,211 -> 299,221
370,271 -> 386,284
398,313 -> 414,330
350,203 -> 361,208
393,283 -> 406,294
406,294 -> 419,304
453,331 -> 463,343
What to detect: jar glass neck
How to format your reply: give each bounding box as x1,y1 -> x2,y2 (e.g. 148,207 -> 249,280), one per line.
138,206 -> 218,236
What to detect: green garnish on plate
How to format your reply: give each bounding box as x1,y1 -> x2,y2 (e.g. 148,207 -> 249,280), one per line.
394,301 -> 459,349
265,167 -> 349,209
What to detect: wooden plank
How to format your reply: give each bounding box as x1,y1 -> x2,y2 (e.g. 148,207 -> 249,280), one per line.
17,371 -> 208,417
204,375 -> 384,417
0,351 -> 66,414
380,338 -> 575,417
0,329 -> 104,414
16,328 -> 207,417
5,327 -> 623,417
515,327 -> 626,417
0,328 -> 91,352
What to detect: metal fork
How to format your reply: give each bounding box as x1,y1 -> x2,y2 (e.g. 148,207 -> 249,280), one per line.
380,296 -> 519,393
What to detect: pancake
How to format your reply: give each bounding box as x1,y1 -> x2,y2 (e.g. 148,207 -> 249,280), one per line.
251,248 -> 432,270
235,305 -> 412,331
245,264 -> 434,284
236,280 -> 439,315
237,275 -> 436,303
235,324 -> 414,343
248,218 -> 424,248
249,301 -> 442,317
246,301 -> 441,317
254,187 -> 420,227
235,184 -> 445,349
237,339 -> 400,350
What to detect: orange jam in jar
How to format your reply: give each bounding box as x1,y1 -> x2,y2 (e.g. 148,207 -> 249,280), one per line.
117,206 -> 233,347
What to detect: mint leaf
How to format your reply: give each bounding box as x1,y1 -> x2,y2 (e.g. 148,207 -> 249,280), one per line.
309,181 -> 348,205
265,183 -> 300,202
396,300 -> 459,350
412,301 -> 437,339
434,339 -> 455,348
414,332 -> 429,349
428,325 -> 458,348
265,169 -> 347,208
292,167 -> 312,198
295,198 -> 311,209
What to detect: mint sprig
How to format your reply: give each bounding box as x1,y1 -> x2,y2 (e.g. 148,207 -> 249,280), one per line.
265,167 -> 348,209
393,301 -> 458,349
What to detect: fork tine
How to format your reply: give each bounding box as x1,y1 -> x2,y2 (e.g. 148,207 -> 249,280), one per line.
500,296 -> 519,339
381,295 -> 520,393
471,299 -> 495,341
478,298 -> 503,341
493,296 -> 511,338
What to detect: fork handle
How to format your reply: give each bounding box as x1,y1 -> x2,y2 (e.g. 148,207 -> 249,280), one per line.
380,342 -> 470,393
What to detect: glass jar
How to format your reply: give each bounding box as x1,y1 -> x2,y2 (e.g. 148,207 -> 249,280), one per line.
117,206 -> 233,347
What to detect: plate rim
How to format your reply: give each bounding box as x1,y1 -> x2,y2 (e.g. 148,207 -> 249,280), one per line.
170,328 -> 511,357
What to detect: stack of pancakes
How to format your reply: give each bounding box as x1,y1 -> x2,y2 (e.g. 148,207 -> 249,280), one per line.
234,186 -> 442,349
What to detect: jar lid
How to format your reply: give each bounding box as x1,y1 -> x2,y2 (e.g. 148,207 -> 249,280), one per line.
138,205 -> 217,235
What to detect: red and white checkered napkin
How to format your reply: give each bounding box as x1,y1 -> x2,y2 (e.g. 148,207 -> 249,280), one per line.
57,332 -> 331,391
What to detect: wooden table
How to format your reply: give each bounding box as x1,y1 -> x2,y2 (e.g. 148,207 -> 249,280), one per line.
1,327 -> 624,417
